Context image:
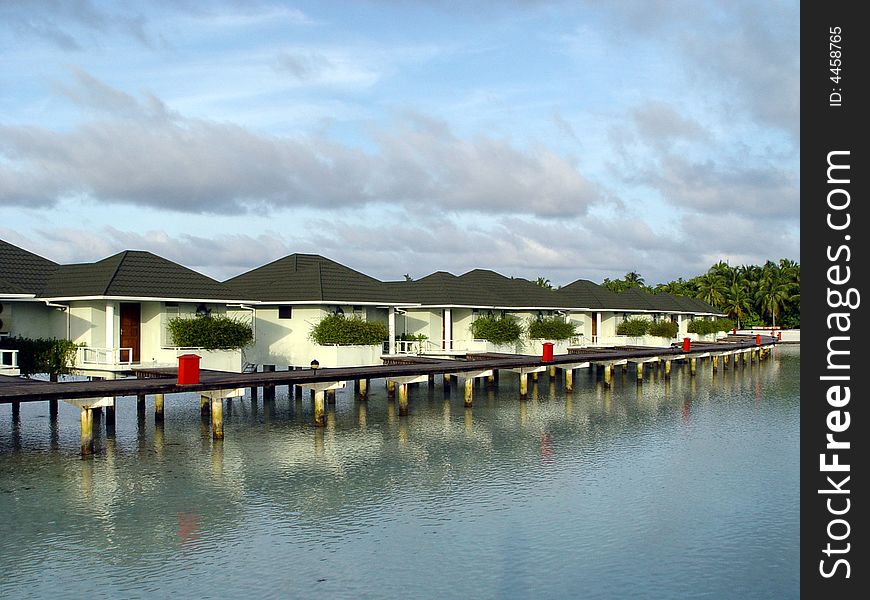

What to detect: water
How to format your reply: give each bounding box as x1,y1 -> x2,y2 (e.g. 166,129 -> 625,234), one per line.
1,347 -> 800,599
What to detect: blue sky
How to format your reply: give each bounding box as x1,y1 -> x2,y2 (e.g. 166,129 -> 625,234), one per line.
0,0 -> 799,285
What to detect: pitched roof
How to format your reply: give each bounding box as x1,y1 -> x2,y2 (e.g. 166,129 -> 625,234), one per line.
392,269 -> 570,308
0,239 -> 59,295
40,250 -> 243,301
556,279 -> 624,310
224,254 -> 398,303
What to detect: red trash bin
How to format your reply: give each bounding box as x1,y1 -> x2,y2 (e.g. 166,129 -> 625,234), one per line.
755,334 -> 762,346
542,342 -> 554,362
682,337 -> 691,352
177,353 -> 201,384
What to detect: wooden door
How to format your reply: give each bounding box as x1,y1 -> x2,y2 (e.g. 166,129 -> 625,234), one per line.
591,312 -> 598,341
120,303 -> 141,363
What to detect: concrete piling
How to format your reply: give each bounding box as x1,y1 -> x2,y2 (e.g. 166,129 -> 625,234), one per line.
313,391 -> 326,427
386,379 -> 396,399
211,397 -> 223,439
712,356 -> 719,372
664,360 -> 672,379
327,389 -> 336,405
398,383 -> 409,416
603,364 -> 612,387
200,395 -> 210,416
690,358 -> 697,376
155,393 -> 165,422
519,372 -> 528,397
464,377 -> 473,407
80,407 -> 94,457
565,369 -> 574,392
636,362 -> 644,384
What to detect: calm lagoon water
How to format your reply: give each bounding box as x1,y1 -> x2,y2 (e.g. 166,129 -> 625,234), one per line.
1,347 -> 799,599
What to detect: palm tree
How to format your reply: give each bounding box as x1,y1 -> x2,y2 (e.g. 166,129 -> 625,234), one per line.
722,283 -> 751,328
695,273 -> 726,308
623,271 -> 645,289
756,268 -> 792,327
535,277 -> 552,289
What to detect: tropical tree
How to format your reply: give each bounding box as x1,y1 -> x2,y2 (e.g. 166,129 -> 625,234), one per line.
535,277 -> 552,289
695,272 -> 726,307
755,266 -> 792,328
722,283 -> 751,328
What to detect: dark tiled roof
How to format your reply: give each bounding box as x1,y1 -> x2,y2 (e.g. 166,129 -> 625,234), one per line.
556,279 -> 623,310
41,251 -> 242,300
393,269 -> 570,308
225,254 -> 397,303
0,239 -> 59,295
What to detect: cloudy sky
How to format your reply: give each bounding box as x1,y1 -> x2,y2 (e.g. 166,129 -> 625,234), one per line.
0,0 -> 799,286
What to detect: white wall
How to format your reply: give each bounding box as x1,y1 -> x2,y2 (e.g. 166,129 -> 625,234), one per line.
1,300 -> 66,339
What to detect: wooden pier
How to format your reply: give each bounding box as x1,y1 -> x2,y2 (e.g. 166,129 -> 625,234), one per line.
1,335 -> 777,455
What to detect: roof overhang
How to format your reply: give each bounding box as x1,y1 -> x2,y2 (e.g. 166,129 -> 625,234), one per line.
40,295 -> 259,304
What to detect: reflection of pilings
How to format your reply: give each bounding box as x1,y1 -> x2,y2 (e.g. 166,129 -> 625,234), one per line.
398,383 -> 409,416
464,407 -> 473,433
326,389 -> 336,405
80,407 -> 94,457
357,402 -> 367,429
712,355 -> 719,373
464,378 -> 474,407
723,353 -> 730,369
12,401 -> 20,423
313,391 -> 325,427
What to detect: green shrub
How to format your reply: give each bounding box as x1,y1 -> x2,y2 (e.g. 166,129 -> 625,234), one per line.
687,318 -> 733,335
616,318 -> 649,336
648,320 -> 678,338
527,317 -> 577,340
310,314 -> 389,345
168,314 -> 254,350
713,317 -> 735,332
471,315 -> 523,345
0,336 -> 79,376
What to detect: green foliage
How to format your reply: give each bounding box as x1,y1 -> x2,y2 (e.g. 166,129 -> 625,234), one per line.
471,314 -> 523,345
648,320 -> 678,338
168,314 -> 254,350
310,314 -> 389,346
0,336 -> 79,376
399,332 -> 428,342
616,318 -> 649,337
687,318 -> 734,336
527,317 -> 576,340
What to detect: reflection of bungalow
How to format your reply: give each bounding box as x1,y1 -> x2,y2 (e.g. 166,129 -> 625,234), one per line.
224,254 -> 413,367
1,240 -> 254,373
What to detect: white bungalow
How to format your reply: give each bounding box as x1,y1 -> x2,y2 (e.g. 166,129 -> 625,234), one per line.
224,254 -> 415,368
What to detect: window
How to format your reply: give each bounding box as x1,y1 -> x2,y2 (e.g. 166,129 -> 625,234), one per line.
278,306 -> 292,319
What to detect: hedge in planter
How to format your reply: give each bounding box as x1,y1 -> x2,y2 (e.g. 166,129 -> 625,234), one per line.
686,318 -> 734,335
471,315 -> 523,345
527,317 -> 577,341
616,318 -> 649,337
648,321 -> 678,338
310,314 -> 389,345
0,336 -> 79,377
168,315 -> 254,350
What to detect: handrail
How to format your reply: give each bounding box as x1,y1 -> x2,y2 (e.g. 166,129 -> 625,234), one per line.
76,346 -> 134,366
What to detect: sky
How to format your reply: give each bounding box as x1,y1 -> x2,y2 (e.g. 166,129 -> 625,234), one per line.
0,0 -> 799,286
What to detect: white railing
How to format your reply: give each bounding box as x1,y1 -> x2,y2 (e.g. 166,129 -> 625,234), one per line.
1,349 -> 19,370
76,347 -> 134,367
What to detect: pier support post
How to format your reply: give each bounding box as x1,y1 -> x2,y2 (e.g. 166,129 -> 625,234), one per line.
464,377 -> 473,407
548,366 -> 556,378
565,369 -> 573,392
49,399 -> 58,420
327,389 -> 336,405
386,379 -> 396,399
398,383 -> 409,416
313,391 -> 326,427
263,365 -> 276,401
154,393 -> 165,422
531,372 -> 539,382
664,360 -> 672,379
12,401 -> 20,422
636,363 -> 644,384
211,397 -> 223,439
443,373 -> 451,386
603,364 -> 612,387
723,354 -> 730,369
712,356 -> 719,372
200,395 -> 210,416
137,394 -> 146,420
357,378 -> 368,401
295,385 -> 303,400
105,402 -> 116,433
690,358 -> 697,376
519,373 -> 528,397
429,374 -> 436,388
80,407 -> 94,457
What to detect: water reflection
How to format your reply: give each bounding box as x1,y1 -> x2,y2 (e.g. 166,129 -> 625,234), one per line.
0,347 -> 800,599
